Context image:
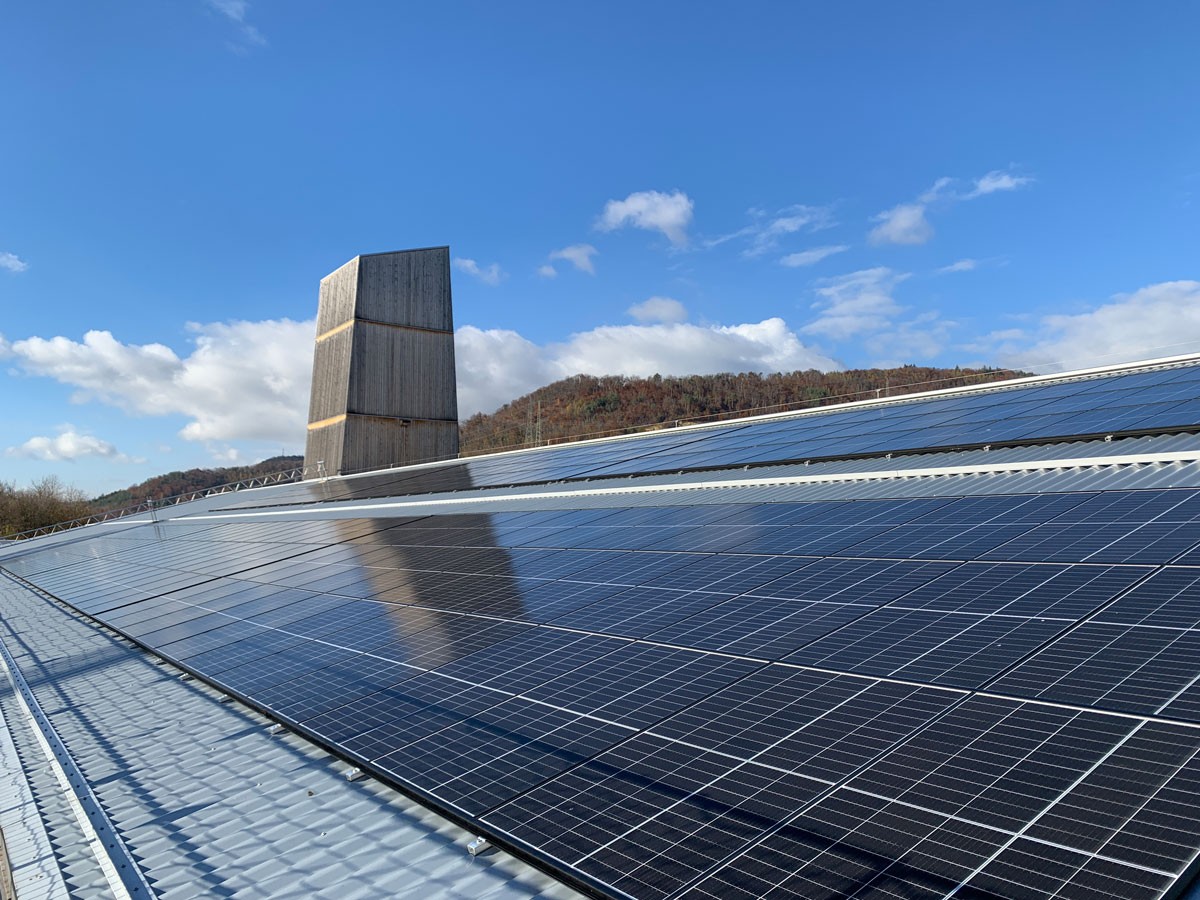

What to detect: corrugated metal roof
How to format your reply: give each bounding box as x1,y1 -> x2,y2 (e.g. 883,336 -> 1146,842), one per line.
0,577 -> 584,900
171,453 -> 1200,522
0,686 -> 74,900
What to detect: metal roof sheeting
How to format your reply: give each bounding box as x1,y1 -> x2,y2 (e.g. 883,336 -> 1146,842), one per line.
0,577 -> 584,900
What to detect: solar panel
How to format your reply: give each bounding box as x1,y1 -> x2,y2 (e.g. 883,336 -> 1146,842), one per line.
10,358 -> 1200,898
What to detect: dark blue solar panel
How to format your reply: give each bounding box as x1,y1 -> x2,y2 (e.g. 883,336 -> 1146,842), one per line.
11,357 -> 1200,900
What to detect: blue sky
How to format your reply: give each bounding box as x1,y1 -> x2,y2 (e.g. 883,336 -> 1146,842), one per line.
2,1 -> 1198,496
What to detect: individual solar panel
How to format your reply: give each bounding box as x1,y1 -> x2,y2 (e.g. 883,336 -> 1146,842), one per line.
980,520 -> 1200,564
373,699 -> 634,816
785,607 -> 1068,688
647,667 -> 959,782
894,562 -> 1148,618
987,624 -> 1200,719
483,734 -> 831,900
744,557 -> 959,605
545,586 -> 736,639
520,643 -> 760,729
647,595 -> 875,660
433,628 -> 631,694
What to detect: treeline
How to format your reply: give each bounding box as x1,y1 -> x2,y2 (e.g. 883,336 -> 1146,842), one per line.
0,477 -> 92,538
460,366 -> 1025,453
91,455 -> 304,511
2,457 -> 306,539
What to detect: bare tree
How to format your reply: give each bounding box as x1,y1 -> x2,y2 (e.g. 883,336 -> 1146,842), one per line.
0,476 -> 92,538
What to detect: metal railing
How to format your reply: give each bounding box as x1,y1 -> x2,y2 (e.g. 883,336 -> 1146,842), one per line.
2,464 -> 318,542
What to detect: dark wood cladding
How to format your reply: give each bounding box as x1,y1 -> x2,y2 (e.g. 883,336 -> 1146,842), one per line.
304,247 -> 459,476
357,249 -> 453,332
315,256 -> 360,336
347,323 -> 457,421
306,416 -> 461,476
307,327 -> 354,424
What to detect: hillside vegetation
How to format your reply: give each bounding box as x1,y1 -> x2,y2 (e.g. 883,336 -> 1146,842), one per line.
91,455 -> 304,512
0,477 -> 92,538
460,365 -> 1023,454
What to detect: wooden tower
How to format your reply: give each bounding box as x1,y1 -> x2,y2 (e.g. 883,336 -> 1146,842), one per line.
304,247 -> 459,476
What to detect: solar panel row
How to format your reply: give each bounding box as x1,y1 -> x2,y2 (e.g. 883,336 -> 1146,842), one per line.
7,474 -> 1200,899
208,360 -> 1200,509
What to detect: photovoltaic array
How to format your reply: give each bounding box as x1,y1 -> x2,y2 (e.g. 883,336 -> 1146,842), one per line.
214,361 -> 1200,507
7,359 -> 1200,899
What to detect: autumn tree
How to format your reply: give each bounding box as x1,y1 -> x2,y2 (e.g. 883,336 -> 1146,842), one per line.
0,476 -> 92,538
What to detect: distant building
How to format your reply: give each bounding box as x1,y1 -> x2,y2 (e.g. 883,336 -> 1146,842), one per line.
304,247 -> 459,476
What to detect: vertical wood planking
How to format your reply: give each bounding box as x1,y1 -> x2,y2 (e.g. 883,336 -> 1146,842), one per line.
304,247 -> 460,476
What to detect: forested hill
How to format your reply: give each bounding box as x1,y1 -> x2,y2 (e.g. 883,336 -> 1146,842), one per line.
460,366 -> 1025,454
91,455 -> 303,511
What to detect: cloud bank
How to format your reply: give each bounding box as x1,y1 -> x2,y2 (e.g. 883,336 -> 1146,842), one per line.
990,280 -> 1200,372
2,318 -> 316,448
2,310 -> 842,443
457,318 -> 840,416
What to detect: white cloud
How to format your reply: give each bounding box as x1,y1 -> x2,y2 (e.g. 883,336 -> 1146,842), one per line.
918,177 -> 955,204
869,202 -> 934,246
5,318 -> 315,445
803,268 -> 911,339
597,190 -> 694,247
205,0 -> 266,50
966,169 -> 1035,198
452,257 -> 506,286
864,311 -> 955,368
208,0 -> 248,16
536,264 -> 558,279
206,444 -> 243,463
456,317 -> 840,416
780,245 -> 849,268
7,426 -> 142,463
869,168 -> 1033,246
627,297 -> 688,324
802,268 -> 953,365
937,258 -> 978,274
706,205 -> 836,257
547,243 -> 598,275
742,206 -> 834,257
454,327 -> 560,419
1,252 -> 28,273
990,280 -> 1200,372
